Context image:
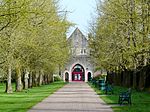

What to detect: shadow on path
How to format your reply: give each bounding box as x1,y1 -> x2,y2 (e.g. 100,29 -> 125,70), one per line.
28,82 -> 113,112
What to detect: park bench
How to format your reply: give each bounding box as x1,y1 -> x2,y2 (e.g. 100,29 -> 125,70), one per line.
105,84 -> 113,94
118,88 -> 132,105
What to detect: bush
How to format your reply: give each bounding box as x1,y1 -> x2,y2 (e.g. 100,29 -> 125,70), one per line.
93,74 -> 107,80
54,75 -> 62,82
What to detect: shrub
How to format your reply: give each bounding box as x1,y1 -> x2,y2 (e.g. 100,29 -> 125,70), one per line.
54,75 -> 62,82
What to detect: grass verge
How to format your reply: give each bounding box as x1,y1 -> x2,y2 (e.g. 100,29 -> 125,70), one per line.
0,81 -> 66,112
89,83 -> 150,112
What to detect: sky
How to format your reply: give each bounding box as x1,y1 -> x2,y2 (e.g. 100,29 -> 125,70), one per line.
60,0 -> 97,37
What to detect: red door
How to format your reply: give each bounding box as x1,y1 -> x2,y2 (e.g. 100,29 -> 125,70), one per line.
72,72 -> 83,81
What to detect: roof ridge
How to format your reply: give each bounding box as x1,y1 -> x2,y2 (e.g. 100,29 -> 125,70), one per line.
68,28 -> 87,40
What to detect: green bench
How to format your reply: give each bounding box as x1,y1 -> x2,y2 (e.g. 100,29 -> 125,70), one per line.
118,88 -> 132,105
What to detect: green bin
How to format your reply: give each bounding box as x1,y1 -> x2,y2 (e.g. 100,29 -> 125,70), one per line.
99,79 -> 105,90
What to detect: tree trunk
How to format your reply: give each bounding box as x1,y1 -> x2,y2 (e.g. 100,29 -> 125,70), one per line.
29,72 -> 32,88
47,75 -> 49,84
116,72 -> 120,86
50,74 -> 53,82
34,70 -> 39,86
132,56 -> 138,88
24,70 -> 29,89
45,75 -> 48,84
43,74 -> 47,85
125,70 -> 130,87
39,70 -> 44,86
139,68 -> 146,91
133,69 -> 137,89
6,65 -> 13,93
16,65 -> 23,92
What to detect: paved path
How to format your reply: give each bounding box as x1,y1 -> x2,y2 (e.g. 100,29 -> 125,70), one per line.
28,82 -> 113,112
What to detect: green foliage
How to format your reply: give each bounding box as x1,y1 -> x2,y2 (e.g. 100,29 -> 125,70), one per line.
0,82 -> 66,112
93,74 -> 106,80
54,75 -> 62,82
89,0 -> 150,72
0,0 -> 71,82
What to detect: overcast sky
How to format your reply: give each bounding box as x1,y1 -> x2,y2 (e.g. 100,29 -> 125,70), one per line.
60,0 -> 97,37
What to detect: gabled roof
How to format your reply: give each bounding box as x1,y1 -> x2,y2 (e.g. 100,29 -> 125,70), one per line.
68,28 -> 88,41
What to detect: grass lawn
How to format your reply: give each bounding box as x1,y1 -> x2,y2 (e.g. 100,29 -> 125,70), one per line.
89,83 -> 150,112
0,81 -> 66,112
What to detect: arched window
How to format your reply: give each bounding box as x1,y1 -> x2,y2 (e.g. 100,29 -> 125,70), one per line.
84,49 -> 86,53
88,72 -> 92,81
81,49 -> 83,54
65,72 -> 69,82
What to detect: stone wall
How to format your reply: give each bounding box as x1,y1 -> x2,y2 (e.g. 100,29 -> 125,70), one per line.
63,28 -> 94,82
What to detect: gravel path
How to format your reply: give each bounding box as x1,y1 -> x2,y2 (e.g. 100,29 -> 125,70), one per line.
28,82 -> 113,112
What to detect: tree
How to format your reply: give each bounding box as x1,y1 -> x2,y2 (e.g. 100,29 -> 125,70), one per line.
0,0 -> 71,93
89,0 -> 150,89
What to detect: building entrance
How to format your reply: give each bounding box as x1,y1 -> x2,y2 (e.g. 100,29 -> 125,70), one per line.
72,64 -> 85,81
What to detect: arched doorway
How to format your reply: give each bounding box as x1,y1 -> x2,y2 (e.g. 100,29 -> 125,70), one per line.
72,64 -> 85,81
88,72 -> 92,81
65,72 -> 69,82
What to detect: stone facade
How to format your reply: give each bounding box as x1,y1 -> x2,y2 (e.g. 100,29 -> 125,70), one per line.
63,28 -> 93,82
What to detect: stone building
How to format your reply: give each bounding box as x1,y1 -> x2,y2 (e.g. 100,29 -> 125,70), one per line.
63,28 -> 94,82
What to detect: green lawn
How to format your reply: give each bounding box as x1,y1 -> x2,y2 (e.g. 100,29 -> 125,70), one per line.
0,82 -> 66,112
89,83 -> 150,112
